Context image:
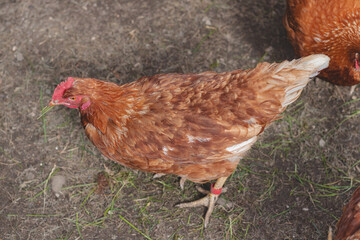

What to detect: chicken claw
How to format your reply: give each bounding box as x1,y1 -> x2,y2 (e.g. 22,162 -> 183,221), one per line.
153,173 -> 166,179
154,174 -> 188,191
179,177 -> 186,190
176,177 -> 228,228
349,85 -> 357,95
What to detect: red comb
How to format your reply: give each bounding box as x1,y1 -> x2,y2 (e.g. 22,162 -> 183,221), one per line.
52,77 -> 75,100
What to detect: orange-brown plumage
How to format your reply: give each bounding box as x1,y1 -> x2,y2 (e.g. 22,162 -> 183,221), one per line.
284,0 -> 360,86
50,54 -> 329,225
334,186 -> 360,240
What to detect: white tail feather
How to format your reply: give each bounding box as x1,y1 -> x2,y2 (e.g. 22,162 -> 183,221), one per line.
282,54 -> 329,107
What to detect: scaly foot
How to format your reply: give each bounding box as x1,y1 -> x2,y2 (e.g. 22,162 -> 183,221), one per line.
176,177 -> 228,227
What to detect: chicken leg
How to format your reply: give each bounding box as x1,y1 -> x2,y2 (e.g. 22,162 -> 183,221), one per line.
154,173 -> 188,190
176,177 -> 228,227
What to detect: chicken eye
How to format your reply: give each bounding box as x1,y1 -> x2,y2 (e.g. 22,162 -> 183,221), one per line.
69,96 -> 76,101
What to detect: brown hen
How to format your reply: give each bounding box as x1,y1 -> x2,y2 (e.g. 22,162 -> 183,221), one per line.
333,186 -> 360,240
284,0 -> 360,87
50,54 -> 329,227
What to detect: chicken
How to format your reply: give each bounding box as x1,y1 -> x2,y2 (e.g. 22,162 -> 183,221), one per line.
284,0 -> 360,88
49,54 -> 329,227
332,186 -> 360,240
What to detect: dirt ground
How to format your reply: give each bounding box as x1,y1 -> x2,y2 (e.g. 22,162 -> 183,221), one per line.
1,0 -> 360,239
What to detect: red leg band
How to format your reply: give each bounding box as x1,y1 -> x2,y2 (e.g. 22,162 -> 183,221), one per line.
210,183 -> 223,195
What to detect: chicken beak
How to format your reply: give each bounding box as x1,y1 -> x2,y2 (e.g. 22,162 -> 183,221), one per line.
49,100 -> 59,106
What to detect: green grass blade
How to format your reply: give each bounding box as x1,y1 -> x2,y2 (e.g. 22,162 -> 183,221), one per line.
76,212 -> 84,240
118,214 -> 152,240
39,87 -> 51,143
37,105 -> 55,120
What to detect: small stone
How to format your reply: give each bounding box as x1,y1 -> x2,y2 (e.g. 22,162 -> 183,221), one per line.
319,138 -> 326,147
51,175 -> 66,193
14,87 -> 22,93
202,16 -> 211,26
302,207 -> 309,211
265,46 -> 274,53
15,51 -> 24,61
25,171 -> 35,181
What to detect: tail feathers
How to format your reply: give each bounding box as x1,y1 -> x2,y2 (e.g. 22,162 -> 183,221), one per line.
280,54 -> 329,107
290,54 -> 330,77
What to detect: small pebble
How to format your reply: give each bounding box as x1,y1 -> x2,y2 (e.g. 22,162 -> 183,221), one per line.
25,171 -> 35,181
265,46 -> 273,52
202,16 -> 211,25
15,51 -> 24,61
51,175 -> 66,193
319,138 -> 326,147
14,87 -> 22,93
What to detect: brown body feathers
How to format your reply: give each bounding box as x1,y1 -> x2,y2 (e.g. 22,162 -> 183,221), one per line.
284,0 -> 360,85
